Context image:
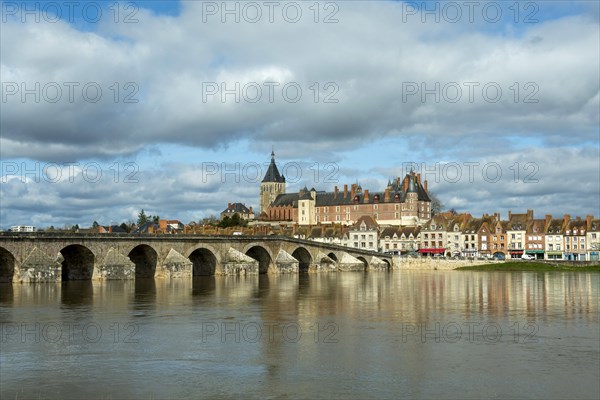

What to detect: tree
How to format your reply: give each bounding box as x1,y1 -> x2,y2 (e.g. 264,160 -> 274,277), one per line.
119,222 -> 129,232
137,209 -> 148,226
219,216 -> 231,228
201,215 -> 219,226
152,215 -> 160,223
92,221 -> 99,228
429,192 -> 444,216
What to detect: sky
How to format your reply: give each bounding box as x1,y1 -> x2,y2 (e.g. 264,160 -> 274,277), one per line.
0,0 -> 599,229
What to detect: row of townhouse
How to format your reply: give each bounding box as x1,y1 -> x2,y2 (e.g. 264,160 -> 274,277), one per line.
416,211 -> 599,260
304,210 -> 600,261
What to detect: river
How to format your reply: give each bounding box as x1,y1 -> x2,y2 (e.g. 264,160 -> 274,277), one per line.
1,270 -> 598,399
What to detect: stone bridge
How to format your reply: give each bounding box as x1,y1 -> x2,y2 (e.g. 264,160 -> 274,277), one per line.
0,234 -> 392,283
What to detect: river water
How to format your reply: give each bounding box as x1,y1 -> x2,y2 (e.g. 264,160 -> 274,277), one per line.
1,271 -> 598,399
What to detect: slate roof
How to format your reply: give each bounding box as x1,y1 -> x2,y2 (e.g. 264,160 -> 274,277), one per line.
221,203 -> 252,214
269,172 -> 430,208
262,151 -> 285,183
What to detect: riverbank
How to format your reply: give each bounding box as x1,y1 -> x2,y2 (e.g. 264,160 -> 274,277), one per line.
456,261 -> 600,272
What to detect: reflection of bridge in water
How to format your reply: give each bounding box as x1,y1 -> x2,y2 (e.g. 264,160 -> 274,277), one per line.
0,234 -> 392,283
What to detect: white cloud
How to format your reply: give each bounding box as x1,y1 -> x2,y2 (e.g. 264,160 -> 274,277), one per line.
0,1 -> 598,227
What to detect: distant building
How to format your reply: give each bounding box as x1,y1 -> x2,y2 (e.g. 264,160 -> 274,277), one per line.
98,225 -> 126,234
346,216 -> 379,251
10,225 -> 36,232
220,203 -> 255,221
159,219 -> 185,233
263,151 -> 431,226
379,226 -> 420,254
587,216 -> 600,261
132,222 -> 159,234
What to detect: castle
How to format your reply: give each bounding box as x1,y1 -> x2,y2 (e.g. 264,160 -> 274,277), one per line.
259,152 -> 432,226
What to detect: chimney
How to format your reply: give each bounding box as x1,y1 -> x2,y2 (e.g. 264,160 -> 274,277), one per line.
563,214 -> 571,227
527,209 -> 534,219
424,179 -> 428,192
545,214 -> 552,226
508,211 -> 512,220
384,188 -> 390,202
586,214 -> 593,227
351,184 -> 356,199
228,202 -> 232,208
344,184 -> 348,198
417,173 -> 421,184
403,176 -> 409,191
363,189 -> 370,203
334,186 -> 339,198
249,206 -> 253,213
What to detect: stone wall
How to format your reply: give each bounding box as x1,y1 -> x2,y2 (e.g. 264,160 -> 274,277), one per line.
392,256 -> 499,270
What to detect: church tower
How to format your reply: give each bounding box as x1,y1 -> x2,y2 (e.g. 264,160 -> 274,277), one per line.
260,151 -> 286,214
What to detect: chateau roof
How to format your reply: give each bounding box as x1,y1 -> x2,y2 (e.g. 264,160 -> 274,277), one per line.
269,172 -> 430,208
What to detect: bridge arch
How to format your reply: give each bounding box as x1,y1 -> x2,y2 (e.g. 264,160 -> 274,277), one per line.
128,245 -> 158,278
61,245 -> 95,281
382,259 -> 391,270
189,248 -> 218,276
356,256 -> 369,271
0,247 -> 16,283
245,245 -> 272,274
327,252 -> 338,262
292,247 -> 312,272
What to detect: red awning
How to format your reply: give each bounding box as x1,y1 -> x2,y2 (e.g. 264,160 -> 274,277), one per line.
418,248 -> 446,254
510,250 -> 523,254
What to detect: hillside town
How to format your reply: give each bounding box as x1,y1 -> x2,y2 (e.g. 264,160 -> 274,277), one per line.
8,152 -> 599,262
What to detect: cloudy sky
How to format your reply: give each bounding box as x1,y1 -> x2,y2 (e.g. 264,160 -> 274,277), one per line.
1,0 -> 598,229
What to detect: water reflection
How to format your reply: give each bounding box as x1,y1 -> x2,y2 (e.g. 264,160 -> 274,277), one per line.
0,283 -> 13,304
0,271 -> 598,400
60,281 -> 93,308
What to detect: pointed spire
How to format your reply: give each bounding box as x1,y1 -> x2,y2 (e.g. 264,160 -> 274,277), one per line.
262,150 -> 285,183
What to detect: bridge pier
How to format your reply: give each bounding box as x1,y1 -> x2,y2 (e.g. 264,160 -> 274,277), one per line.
336,252 -> 366,272
274,250 -> 299,273
157,249 -> 192,278
96,248 -> 135,280
219,248 -> 259,275
18,247 -> 61,283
